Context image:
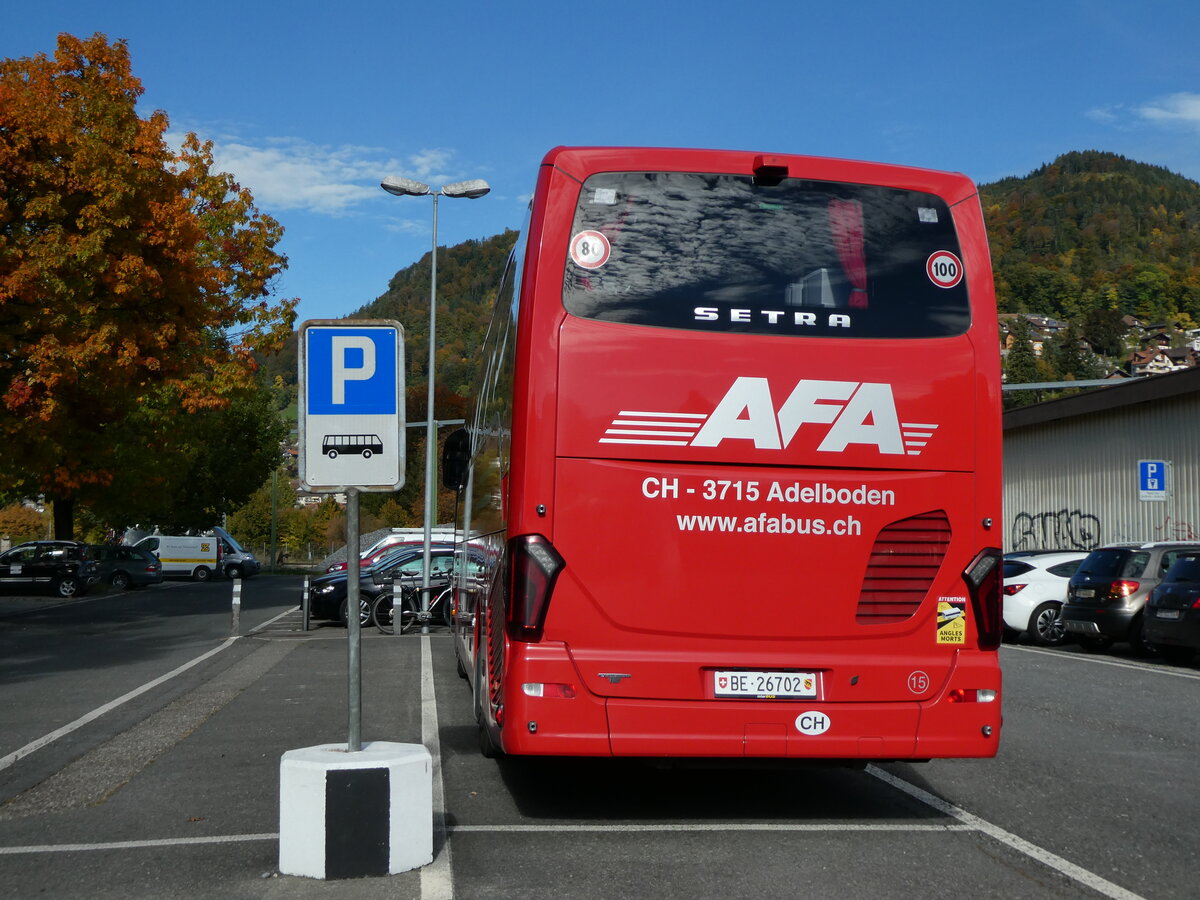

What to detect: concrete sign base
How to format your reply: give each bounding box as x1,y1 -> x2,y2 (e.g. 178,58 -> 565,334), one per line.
279,741 -> 432,879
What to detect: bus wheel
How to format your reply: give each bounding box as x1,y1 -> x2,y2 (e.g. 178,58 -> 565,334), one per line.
473,652 -> 503,758
326,449 -> 338,459
361,449 -> 373,459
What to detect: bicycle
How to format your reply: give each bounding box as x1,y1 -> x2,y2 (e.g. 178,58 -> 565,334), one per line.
371,578 -> 454,634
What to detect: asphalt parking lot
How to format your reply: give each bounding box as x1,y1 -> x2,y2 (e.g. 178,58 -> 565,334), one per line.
2,579 -> 1196,899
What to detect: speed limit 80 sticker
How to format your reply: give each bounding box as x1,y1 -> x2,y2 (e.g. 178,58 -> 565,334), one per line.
926,250 -> 964,289
570,230 -> 611,270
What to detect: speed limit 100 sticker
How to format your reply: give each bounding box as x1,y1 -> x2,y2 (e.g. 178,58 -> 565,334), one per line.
570,230 -> 611,270
926,250 -> 964,289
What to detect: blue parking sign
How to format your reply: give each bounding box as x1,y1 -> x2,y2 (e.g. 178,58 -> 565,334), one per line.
299,321 -> 405,492
1138,460 -> 1168,502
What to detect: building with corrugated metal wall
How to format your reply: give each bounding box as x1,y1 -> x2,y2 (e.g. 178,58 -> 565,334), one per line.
1004,367 -> 1200,552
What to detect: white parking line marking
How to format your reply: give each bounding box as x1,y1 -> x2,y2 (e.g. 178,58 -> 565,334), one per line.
1005,644 -> 1200,680
0,834 -> 277,855
0,637 -> 239,773
246,606 -> 301,634
448,823 -> 973,833
421,634 -> 454,900
867,765 -> 1145,900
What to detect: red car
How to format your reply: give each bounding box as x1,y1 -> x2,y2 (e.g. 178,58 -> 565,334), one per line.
324,536 -> 421,574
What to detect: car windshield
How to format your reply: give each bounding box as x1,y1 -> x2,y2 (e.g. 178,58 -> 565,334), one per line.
1003,561 -> 1034,578
1077,549 -> 1134,578
562,171 -> 970,338
1046,560 -> 1084,578
1163,556 -> 1200,582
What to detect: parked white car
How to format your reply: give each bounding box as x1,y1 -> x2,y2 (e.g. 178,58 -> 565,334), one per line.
1002,551 -> 1089,646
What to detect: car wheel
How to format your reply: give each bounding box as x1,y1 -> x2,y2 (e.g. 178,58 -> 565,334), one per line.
1077,635 -> 1114,651
110,571 -> 131,590
54,576 -> 81,598
1128,614 -> 1153,656
1029,602 -> 1067,646
192,566 -> 211,582
225,565 -> 242,580
339,596 -> 371,627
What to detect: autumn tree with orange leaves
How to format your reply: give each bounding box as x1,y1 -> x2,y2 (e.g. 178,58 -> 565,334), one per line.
0,34 -> 296,538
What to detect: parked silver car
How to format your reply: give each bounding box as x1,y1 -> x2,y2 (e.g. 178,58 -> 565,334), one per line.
1062,541 -> 1200,652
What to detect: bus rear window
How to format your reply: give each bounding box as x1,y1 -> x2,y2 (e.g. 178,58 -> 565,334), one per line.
562,172 -> 970,338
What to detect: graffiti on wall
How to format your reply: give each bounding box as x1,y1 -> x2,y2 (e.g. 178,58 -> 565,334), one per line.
1153,516 -> 1199,541
1011,509 -> 1102,551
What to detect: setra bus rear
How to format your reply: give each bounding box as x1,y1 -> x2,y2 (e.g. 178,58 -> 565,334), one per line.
471,147 -> 1003,760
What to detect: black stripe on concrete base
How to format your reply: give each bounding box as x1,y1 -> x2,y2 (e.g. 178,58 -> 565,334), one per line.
325,766 -> 389,878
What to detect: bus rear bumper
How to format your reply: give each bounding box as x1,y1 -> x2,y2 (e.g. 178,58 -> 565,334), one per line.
502,695 -> 1000,759
500,646 -> 1001,759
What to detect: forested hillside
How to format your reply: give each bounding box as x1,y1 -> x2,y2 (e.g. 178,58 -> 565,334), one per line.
354,230 -> 519,398
265,150 -> 1200,398
244,150 -> 1200,545
980,150 -> 1200,327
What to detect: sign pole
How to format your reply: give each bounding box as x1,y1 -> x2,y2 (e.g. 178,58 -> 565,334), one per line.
283,319 -> 428,881
346,487 -> 362,752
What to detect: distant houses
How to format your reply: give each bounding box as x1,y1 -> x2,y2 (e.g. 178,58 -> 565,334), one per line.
1000,312 -> 1199,375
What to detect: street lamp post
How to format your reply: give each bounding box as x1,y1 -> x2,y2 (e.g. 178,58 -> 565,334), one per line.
380,175 -> 489,629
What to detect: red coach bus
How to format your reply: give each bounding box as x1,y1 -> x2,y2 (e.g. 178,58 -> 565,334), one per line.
443,147 -> 1003,761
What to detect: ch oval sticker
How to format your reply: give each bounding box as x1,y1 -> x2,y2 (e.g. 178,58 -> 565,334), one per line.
794,711 -> 831,736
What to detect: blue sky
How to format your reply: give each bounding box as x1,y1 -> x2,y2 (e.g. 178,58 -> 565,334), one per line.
6,0 -> 1200,324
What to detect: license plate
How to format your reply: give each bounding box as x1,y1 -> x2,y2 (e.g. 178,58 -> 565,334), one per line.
1075,588 -> 1095,598
1154,609 -> 1182,620
714,670 -> 818,699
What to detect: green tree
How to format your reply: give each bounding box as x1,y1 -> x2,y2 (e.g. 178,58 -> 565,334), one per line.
0,34 -> 296,538
1003,317 -> 1044,408
1044,323 -> 1104,382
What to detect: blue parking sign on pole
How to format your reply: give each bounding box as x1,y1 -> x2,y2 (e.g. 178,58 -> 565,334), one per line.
1138,459 -> 1169,502
299,320 -> 405,492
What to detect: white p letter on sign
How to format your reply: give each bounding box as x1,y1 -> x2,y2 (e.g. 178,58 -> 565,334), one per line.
332,336 -> 376,404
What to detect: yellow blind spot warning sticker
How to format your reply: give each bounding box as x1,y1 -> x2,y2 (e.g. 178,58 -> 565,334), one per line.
936,598 -> 967,645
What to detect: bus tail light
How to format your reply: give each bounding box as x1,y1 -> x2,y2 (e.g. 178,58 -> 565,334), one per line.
947,688 -> 998,703
522,682 -> 577,699
962,548 -> 1003,650
507,534 -> 565,642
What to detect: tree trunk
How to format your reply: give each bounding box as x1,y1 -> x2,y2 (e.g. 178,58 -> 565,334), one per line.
53,497 -> 75,541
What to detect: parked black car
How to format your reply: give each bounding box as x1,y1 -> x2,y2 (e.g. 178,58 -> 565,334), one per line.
307,545 -> 455,624
0,540 -> 100,597
1062,541 -> 1200,652
90,544 -> 164,589
1142,552 -> 1200,664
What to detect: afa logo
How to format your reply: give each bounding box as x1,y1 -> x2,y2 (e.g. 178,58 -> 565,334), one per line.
601,377 -> 938,456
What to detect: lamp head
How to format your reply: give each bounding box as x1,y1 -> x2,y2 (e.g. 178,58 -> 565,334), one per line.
440,179 -> 491,199
381,176 -> 432,197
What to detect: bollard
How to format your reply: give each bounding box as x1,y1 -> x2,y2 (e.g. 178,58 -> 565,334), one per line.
230,578 -> 242,635
302,575 -> 310,632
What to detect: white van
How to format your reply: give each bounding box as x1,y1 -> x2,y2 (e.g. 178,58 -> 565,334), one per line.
134,535 -> 220,582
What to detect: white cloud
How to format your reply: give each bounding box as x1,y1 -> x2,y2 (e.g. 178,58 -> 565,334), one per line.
166,131 -> 465,216
1085,105 -> 1122,125
1137,92 -> 1200,129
